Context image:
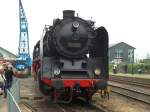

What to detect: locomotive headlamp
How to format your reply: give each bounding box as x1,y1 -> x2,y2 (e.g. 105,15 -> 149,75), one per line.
54,68 -> 60,75
94,68 -> 101,75
72,21 -> 80,29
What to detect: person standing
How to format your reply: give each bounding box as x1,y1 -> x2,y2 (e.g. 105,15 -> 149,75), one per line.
113,64 -> 117,74
0,65 -> 5,95
124,64 -> 128,74
3,64 -> 14,98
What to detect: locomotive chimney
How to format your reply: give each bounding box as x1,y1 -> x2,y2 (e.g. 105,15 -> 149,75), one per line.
63,10 -> 75,19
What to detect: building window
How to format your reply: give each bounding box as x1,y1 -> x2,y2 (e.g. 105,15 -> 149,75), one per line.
115,49 -> 123,58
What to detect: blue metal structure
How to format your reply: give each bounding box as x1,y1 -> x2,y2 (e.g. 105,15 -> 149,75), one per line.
15,0 -> 31,74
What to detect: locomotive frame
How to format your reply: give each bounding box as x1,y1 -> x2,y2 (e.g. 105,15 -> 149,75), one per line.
32,10 -> 109,103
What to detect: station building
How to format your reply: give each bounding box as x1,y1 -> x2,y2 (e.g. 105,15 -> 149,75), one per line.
109,42 -> 135,64
0,46 -> 16,61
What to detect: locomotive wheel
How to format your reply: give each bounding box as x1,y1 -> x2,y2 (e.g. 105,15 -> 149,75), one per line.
38,73 -> 49,95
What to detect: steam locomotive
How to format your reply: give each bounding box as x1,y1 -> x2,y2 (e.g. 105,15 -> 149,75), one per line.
32,10 -> 109,103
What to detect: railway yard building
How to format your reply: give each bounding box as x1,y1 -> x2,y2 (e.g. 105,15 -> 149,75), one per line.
109,42 -> 135,63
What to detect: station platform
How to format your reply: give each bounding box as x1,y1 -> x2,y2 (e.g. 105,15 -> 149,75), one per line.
0,96 -> 7,112
110,72 -> 150,79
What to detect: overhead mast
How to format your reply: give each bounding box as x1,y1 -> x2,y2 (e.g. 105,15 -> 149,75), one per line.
15,0 -> 31,78
19,0 -> 30,56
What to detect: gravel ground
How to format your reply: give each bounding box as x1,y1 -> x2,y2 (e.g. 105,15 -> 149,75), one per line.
93,92 -> 150,112
19,77 -> 150,112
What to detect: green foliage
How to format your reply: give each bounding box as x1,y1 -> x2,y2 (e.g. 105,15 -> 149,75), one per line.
144,64 -> 150,70
128,64 -> 141,74
109,63 -> 150,74
109,64 -> 113,72
143,59 -> 150,64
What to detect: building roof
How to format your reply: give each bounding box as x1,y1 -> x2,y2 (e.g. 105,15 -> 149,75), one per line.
109,42 -> 136,49
0,46 -> 17,58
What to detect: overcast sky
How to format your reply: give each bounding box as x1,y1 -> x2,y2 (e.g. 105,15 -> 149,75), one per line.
0,0 -> 150,59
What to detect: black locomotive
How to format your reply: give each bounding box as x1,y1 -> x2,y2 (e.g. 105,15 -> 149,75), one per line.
33,10 -> 109,103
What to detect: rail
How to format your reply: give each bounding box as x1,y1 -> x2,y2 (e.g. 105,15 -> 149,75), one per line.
109,81 -> 150,104
7,77 -> 22,112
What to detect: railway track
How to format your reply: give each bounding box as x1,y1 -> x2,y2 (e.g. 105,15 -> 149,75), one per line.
58,99 -> 111,112
109,75 -> 150,88
19,77 -> 110,112
20,98 -> 110,112
109,75 -> 150,104
109,79 -> 150,89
